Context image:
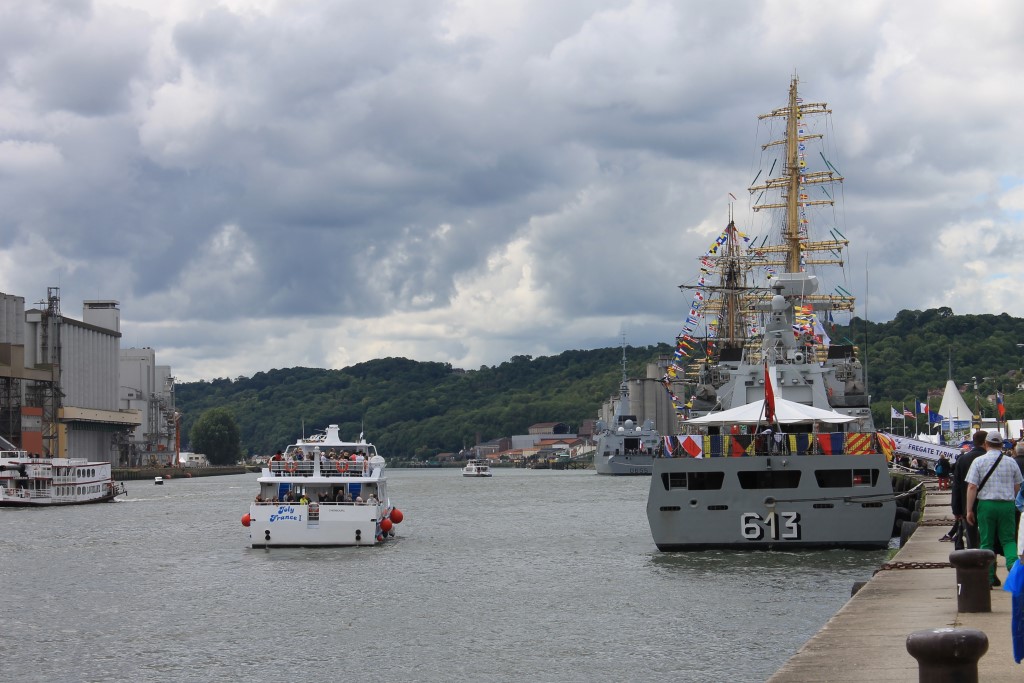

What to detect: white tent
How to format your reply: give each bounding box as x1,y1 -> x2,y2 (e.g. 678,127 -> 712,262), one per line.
684,397 -> 858,426
937,379 -> 972,430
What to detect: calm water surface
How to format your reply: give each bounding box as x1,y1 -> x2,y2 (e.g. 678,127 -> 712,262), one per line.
2,468 -> 886,682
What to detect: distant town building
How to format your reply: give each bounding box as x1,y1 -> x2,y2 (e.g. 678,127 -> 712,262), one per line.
528,422 -> 570,435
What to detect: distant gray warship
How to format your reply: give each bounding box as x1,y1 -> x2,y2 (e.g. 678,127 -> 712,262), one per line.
647,77 -> 896,550
594,346 -> 660,475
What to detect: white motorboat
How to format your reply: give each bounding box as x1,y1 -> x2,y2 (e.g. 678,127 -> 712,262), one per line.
243,424 -> 403,547
462,459 -> 493,477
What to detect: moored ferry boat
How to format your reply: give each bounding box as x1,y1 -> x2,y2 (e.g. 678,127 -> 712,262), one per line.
462,459 -> 492,477
594,346 -> 660,476
242,424 -> 403,547
647,76 -> 896,550
0,437 -> 126,506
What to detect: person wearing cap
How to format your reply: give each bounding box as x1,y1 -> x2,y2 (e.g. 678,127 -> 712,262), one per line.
966,431 -> 1022,587
951,430 -> 989,549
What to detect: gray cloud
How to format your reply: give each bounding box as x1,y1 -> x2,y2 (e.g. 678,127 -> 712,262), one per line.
0,0 -> 1021,380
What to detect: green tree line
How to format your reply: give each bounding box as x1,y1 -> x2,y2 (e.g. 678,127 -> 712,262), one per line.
176,308 -> 1024,460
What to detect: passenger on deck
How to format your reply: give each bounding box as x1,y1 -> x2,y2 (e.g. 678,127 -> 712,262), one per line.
299,492 -> 310,505
335,489 -> 346,503
366,493 -> 378,506
344,491 -> 353,503
355,496 -> 363,504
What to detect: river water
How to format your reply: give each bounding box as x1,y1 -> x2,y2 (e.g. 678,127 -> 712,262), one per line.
2,468 -> 886,683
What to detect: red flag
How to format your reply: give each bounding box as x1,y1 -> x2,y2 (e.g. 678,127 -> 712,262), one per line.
764,363 -> 776,422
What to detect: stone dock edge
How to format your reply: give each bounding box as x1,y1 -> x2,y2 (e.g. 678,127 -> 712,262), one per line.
767,477 -> 1018,681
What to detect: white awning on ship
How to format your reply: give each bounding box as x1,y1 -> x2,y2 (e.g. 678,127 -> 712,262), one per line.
684,397 -> 858,426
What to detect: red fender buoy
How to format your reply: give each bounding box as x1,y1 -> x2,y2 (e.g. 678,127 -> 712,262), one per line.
241,513 -> 251,527
389,508 -> 404,524
380,517 -> 393,533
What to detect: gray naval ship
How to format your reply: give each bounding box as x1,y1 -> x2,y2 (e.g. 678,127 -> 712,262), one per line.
594,347 -> 660,475
647,77 -> 896,550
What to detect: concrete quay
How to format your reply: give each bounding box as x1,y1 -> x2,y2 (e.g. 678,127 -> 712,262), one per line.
769,481 -> 1020,682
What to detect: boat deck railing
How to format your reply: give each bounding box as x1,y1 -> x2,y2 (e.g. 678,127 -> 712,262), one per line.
252,500 -> 380,507
268,461 -> 370,477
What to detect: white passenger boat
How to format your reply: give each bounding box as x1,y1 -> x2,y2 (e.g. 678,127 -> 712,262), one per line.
647,77 -> 896,550
242,424 -> 403,547
0,438 -> 126,506
462,459 -> 493,477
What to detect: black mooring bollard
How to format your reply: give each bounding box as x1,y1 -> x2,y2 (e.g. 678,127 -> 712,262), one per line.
949,549 -> 996,612
906,628 -> 988,683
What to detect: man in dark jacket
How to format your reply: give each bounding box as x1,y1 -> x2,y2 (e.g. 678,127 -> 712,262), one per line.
951,430 -> 987,549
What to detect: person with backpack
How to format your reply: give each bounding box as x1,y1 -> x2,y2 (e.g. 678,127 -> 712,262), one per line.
951,431 -> 988,549
935,454 -> 951,490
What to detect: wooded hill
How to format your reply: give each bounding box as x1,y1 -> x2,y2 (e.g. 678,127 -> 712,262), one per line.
175,308 -> 1024,460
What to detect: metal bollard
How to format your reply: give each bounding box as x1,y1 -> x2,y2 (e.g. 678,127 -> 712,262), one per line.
949,549 -> 996,612
905,628 -> 988,683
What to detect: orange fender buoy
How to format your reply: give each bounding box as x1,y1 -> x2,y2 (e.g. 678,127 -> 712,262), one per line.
380,517 -> 393,533
241,513 -> 251,527
389,508 -> 404,524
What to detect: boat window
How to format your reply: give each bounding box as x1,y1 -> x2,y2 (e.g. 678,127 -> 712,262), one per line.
813,469 -> 880,488
688,472 -> 725,490
737,470 -> 802,489
852,469 -> 878,486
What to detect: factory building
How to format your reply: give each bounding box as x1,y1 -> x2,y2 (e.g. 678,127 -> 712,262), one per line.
119,347 -> 178,467
0,287 -> 177,465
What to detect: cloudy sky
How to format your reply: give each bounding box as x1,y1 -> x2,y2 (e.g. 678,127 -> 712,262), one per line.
1,0 -> 1021,381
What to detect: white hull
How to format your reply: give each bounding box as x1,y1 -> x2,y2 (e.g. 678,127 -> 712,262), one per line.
249,501 -> 389,547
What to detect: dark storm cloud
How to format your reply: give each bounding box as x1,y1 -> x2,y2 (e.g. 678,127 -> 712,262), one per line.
0,0 -> 1021,380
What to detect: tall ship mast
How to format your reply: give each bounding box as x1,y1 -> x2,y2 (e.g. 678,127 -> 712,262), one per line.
669,76 -> 866,423
649,76 -> 894,551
